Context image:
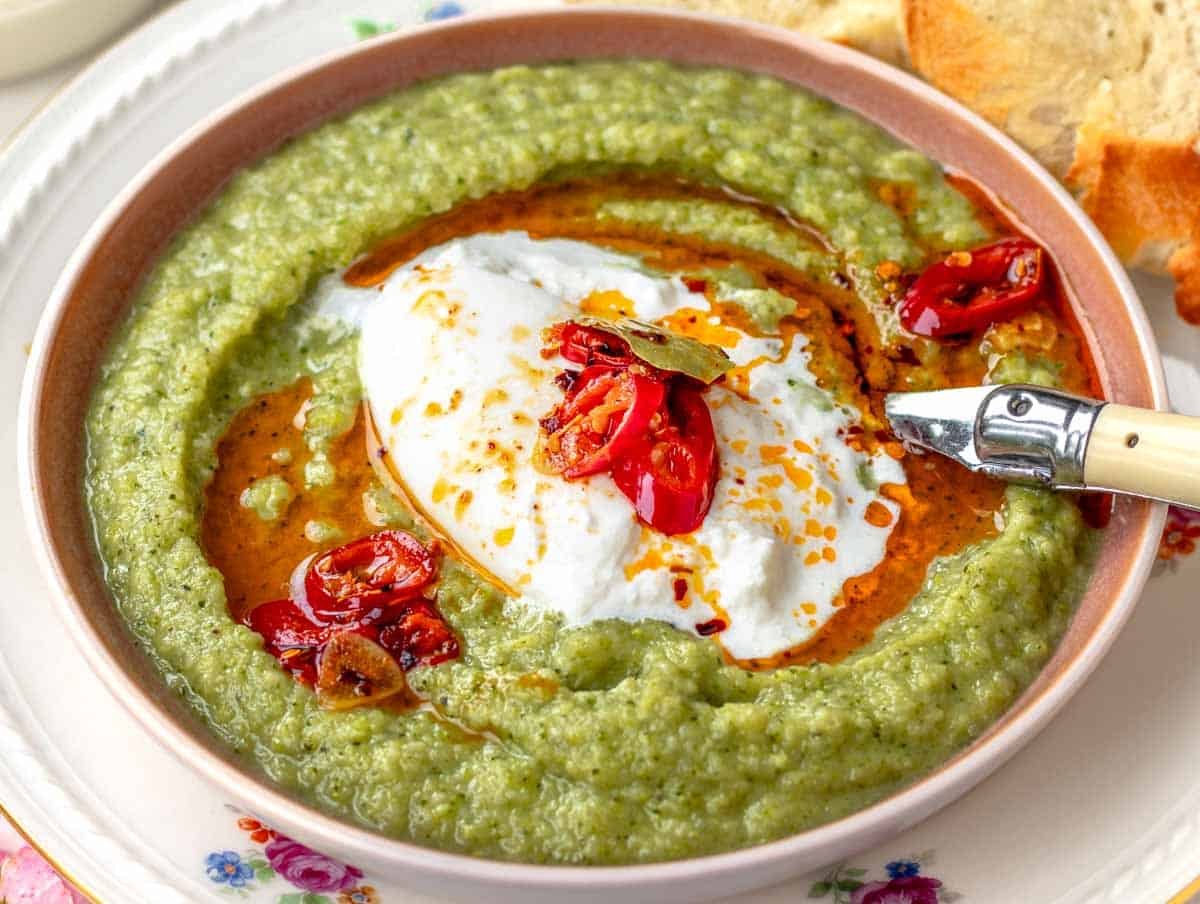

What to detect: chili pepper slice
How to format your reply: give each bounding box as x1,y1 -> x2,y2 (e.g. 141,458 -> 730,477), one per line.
377,599 -> 461,670
539,365 -> 667,479
247,531 -> 459,693
611,381 -> 719,535
244,597 -> 327,685
557,322 -> 635,368
304,530 -> 438,621
898,237 -> 1046,338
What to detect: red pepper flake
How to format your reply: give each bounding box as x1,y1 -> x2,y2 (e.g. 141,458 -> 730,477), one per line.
683,277 -> 708,294
672,578 -> 689,601
695,618 -> 727,636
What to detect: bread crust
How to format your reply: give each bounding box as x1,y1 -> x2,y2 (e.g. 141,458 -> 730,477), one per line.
902,0 -> 1017,126
1068,136 -> 1200,322
903,0 -> 1200,324
567,0 -> 908,65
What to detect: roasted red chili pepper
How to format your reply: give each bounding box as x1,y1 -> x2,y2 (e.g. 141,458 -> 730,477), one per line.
556,322 -> 635,368
245,597 -> 327,685
245,530 -> 459,692
304,530 -> 438,622
898,237 -> 1046,338
611,381 -> 719,535
377,599 -> 461,670
540,320 -> 721,535
539,365 -> 667,479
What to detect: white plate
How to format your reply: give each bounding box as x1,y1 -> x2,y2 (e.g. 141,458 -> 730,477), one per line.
3,2 -> 1200,902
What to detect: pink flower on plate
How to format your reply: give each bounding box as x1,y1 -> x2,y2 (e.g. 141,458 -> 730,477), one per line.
0,846 -> 88,903
850,875 -> 943,904
264,834 -> 364,893
1160,505 -> 1200,561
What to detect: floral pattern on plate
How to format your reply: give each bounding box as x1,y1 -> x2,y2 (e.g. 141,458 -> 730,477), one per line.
350,1 -> 465,38
0,844 -> 88,903
808,852 -> 962,903
1159,505 -> 1200,565
203,812 -> 376,903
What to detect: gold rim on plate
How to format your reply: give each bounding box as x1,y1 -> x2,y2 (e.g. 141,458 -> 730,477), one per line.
1169,873 -> 1200,904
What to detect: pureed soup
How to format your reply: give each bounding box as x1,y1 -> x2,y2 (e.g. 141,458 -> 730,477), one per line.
85,61 -> 1101,864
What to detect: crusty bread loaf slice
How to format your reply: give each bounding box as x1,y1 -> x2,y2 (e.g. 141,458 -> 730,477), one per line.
566,0 -> 907,65
904,0 -> 1200,322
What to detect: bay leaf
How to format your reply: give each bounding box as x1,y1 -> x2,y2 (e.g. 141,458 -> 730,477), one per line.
573,316 -> 733,384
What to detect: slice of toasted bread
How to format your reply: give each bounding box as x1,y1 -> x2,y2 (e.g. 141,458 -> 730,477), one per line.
904,0 -> 1200,322
565,0 -> 907,65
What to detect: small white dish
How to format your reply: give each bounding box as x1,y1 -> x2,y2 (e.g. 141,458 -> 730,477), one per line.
0,0 -> 158,81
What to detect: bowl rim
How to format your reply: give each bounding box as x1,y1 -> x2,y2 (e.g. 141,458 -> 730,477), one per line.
16,5 -> 1168,891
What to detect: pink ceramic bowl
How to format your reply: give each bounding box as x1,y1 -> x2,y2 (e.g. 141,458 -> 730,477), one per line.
18,8 -> 1167,902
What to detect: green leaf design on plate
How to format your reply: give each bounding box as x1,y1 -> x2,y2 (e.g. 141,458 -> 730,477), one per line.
277,894 -> 332,904
350,18 -> 395,39
843,867 -> 868,877
808,880 -> 833,897
573,316 -> 733,384
836,879 -> 864,892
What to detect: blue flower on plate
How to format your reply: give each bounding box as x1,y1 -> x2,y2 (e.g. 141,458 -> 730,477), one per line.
884,859 -> 921,879
425,2 -> 466,21
205,850 -> 255,887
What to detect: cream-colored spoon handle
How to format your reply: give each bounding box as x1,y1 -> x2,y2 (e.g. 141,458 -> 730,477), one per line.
1084,405 -> 1200,508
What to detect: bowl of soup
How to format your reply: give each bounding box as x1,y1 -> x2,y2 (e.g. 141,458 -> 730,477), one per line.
19,8 -> 1165,901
